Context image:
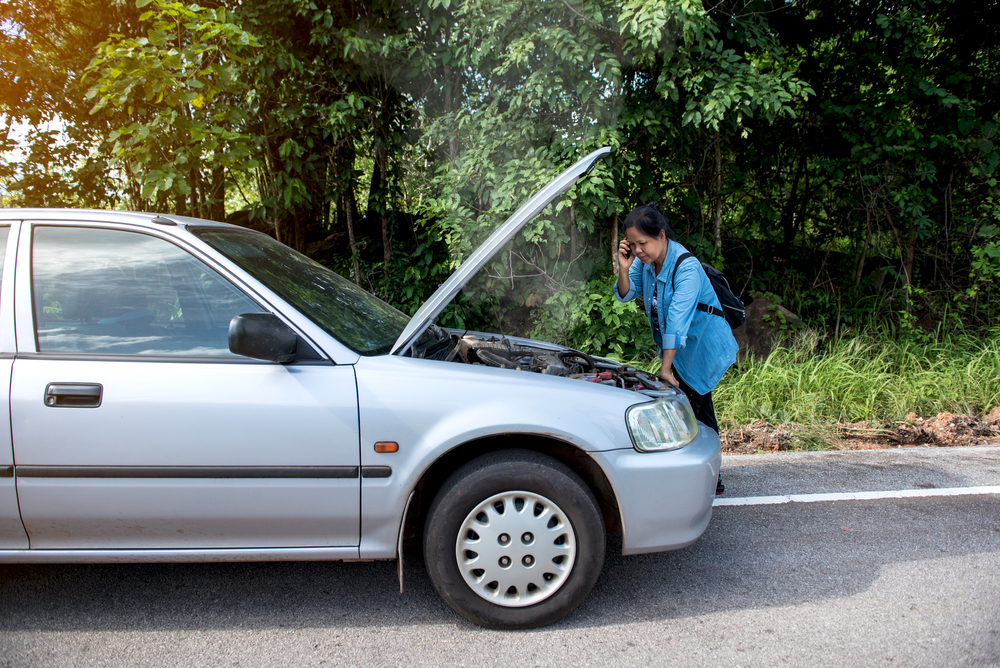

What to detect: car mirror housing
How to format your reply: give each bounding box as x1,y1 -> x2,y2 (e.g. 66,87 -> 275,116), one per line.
229,313 -> 300,363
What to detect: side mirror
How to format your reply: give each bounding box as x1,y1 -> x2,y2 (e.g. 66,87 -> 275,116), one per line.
229,313 -> 299,363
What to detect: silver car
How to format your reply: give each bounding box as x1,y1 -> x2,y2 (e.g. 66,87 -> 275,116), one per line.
0,148 -> 720,629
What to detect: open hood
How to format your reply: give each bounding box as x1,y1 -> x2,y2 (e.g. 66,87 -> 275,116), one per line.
390,146 -> 612,356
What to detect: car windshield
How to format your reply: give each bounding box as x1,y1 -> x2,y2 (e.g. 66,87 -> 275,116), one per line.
192,227 -> 409,356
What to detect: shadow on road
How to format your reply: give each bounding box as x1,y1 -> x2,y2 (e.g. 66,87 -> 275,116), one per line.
1,496 -> 997,632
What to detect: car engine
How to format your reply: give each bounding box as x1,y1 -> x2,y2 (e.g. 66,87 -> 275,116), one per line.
418,332 -> 669,393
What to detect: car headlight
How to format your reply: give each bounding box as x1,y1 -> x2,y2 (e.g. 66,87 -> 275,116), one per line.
626,396 -> 700,452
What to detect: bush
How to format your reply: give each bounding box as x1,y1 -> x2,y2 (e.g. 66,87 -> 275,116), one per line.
967,196 -> 1000,326
714,329 -> 1000,429
530,275 -> 654,360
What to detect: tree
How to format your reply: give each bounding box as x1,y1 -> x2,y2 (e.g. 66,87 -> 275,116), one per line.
411,0 -> 810,326
85,0 -> 260,219
727,0 -> 1000,327
0,0 -> 142,207
4,0 -> 997,339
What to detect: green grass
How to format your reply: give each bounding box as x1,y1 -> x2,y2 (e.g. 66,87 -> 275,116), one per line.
713,330 -> 1000,431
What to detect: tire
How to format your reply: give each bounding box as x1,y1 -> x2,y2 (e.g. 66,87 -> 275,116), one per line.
423,449 -> 605,629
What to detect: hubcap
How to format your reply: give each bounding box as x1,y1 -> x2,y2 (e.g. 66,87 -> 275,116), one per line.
455,490 -> 577,607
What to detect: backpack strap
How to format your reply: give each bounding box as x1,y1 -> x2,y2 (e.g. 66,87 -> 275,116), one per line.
696,302 -> 724,317
670,252 -> 696,291
671,251 -> 726,320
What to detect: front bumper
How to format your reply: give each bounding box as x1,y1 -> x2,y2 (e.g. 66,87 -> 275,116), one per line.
593,425 -> 721,555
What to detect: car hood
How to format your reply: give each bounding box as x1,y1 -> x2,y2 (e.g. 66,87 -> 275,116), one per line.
390,146 -> 612,356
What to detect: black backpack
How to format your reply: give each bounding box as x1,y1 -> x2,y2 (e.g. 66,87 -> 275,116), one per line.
671,252 -> 746,329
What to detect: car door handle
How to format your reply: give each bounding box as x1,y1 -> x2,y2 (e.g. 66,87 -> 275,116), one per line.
44,383 -> 103,408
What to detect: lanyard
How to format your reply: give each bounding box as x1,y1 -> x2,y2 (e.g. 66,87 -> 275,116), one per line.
649,285 -> 663,349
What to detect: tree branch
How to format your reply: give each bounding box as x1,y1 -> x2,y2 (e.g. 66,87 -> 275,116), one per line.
558,0 -> 614,32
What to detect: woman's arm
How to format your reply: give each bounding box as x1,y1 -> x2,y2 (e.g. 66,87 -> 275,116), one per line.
616,238 -> 634,298
659,347 -> 678,386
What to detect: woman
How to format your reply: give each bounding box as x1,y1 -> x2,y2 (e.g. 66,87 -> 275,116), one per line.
614,203 -> 738,439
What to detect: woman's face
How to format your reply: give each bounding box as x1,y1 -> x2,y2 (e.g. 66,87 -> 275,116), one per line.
625,227 -> 669,265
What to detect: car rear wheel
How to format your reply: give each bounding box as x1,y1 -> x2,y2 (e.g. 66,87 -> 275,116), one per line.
423,449 -> 605,629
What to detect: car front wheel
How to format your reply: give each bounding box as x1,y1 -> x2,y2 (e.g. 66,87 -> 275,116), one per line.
423,449 -> 605,629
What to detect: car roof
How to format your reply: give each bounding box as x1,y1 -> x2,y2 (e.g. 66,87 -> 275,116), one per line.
0,208 -> 235,231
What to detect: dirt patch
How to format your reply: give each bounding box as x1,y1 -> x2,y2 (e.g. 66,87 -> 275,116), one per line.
721,409 -> 1000,454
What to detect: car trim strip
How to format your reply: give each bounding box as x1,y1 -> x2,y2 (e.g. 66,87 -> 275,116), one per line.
361,466 -> 392,479
15,466 -> 360,479
14,352 -> 334,366
0,546 -> 363,564
1,466 -> 11,478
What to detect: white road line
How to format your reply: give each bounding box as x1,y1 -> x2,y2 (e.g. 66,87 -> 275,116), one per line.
713,486 -> 1000,507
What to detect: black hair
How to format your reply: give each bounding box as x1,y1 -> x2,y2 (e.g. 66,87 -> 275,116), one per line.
622,202 -> 675,240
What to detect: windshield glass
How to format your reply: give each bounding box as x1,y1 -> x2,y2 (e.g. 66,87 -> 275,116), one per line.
192,227 -> 409,356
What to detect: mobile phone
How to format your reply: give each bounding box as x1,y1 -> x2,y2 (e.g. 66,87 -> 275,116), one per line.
623,246 -> 632,259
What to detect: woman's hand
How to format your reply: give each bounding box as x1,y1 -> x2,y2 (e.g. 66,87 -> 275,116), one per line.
658,368 -> 679,387
617,239 -> 634,271
615,239 -> 634,298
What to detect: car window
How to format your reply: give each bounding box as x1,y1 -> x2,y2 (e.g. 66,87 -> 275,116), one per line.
193,227 -> 410,356
32,226 -> 264,356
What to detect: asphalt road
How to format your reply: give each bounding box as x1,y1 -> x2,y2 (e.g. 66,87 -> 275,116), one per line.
2,445 -> 999,668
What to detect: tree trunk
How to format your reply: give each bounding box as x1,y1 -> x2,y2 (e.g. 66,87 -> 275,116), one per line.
208,163 -> 226,222
782,153 -> 807,246
713,130 -> 723,260
382,213 -> 391,268
611,212 -> 619,274
881,201 -> 915,287
369,139 -> 392,269
569,201 -> 578,261
293,209 -> 307,252
854,219 -> 871,288
189,167 -> 201,218
368,86 -> 399,270
174,192 -> 187,217
444,64 -> 458,161
346,192 -> 361,286
942,168 -> 954,286
903,226 -> 916,288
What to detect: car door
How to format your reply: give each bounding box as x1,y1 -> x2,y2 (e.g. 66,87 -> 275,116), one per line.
0,222 -> 29,549
10,222 -> 361,550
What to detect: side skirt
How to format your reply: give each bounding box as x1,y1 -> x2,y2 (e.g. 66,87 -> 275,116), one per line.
0,546 -> 374,564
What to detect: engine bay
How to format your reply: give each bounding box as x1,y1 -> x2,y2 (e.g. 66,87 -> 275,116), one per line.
417,331 -> 669,393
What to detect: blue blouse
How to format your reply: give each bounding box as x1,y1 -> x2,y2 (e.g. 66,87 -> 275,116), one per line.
614,240 -> 738,395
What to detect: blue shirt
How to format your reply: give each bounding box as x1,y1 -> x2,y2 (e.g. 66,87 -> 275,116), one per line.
614,240 -> 738,395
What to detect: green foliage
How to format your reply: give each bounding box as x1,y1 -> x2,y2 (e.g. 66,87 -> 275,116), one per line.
621,0 -> 813,130
530,275 -> 651,360
84,0 -> 260,215
3,0 -> 998,347
324,229 -> 486,330
967,196 -> 1000,321
0,127 -> 120,208
0,0 -> 141,208
411,0 -> 812,329
715,330 -> 1000,430
760,303 -> 803,339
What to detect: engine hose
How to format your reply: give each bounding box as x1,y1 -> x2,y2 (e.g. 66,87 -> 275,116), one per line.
476,348 -> 517,369
559,350 -> 596,370
443,340 -> 463,363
